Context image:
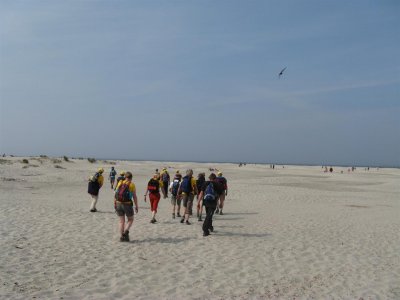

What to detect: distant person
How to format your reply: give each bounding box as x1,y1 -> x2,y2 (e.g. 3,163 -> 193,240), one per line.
329,167 -> 333,173
109,167 -> 117,189
114,171 -> 138,242
144,173 -> 165,223
87,168 -> 104,212
169,174 -> 182,219
179,169 -> 197,225
160,168 -> 170,198
196,173 -> 206,221
115,171 -> 125,189
198,173 -> 223,236
215,172 -> 228,215
174,170 -> 182,181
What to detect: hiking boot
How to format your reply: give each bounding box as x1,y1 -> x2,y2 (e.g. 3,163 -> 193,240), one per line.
203,231 -> 210,237
185,220 -> 191,225
180,218 -> 185,223
120,235 -> 125,242
219,211 -> 223,215
90,208 -> 97,212
124,230 -> 130,242
198,216 -> 202,222
196,212 -> 199,218
172,213 -> 175,219
215,208 -> 219,214
177,213 -> 181,217
150,219 -> 156,224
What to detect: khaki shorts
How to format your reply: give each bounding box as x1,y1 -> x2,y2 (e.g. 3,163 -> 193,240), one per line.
182,194 -> 194,214
170,195 -> 181,206
115,202 -> 134,218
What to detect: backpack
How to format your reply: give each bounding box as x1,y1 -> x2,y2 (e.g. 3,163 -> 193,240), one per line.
203,182 -> 216,202
216,177 -> 227,190
161,172 -> 170,182
116,182 -> 131,202
171,180 -> 180,196
147,179 -> 160,194
88,172 -> 100,195
180,176 -> 192,194
90,172 -> 100,182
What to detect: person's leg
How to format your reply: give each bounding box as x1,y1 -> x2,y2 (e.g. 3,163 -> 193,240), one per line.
215,196 -> 220,214
171,196 -> 176,218
90,195 -> 98,211
125,216 -> 133,232
208,205 -> 216,231
163,182 -> 169,197
177,195 -> 182,217
119,215 -> 126,241
202,205 -> 214,235
122,205 -> 134,241
219,193 -> 225,214
152,194 -> 160,221
184,194 -> 194,224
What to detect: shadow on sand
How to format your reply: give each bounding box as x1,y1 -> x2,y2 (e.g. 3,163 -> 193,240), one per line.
213,231 -> 271,238
131,236 -> 194,245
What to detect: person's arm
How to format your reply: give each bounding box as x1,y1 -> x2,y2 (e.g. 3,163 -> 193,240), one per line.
144,181 -> 149,202
132,191 -> 139,213
160,181 -> 166,198
225,183 -> 228,196
99,176 -> 104,188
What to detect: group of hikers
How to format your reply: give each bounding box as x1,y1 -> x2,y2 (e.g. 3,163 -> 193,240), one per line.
87,167 -> 228,241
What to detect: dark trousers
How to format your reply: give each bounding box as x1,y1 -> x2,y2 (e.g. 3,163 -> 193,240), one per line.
202,202 -> 217,233
163,181 -> 169,196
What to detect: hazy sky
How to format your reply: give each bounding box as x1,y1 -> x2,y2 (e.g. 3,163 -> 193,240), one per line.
1,1 -> 399,166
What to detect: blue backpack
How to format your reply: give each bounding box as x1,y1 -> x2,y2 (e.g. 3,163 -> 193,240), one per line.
203,182 -> 216,202
180,176 -> 192,194
171,180 -> 180,196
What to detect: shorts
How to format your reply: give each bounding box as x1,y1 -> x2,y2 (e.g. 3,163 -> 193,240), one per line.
115,202 -> 134,218
182,193 -> 194,214
170,194 -> 181,206
110,177 -> 115,182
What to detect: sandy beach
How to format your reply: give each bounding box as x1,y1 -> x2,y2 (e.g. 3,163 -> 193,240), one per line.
0,156 -> 399,299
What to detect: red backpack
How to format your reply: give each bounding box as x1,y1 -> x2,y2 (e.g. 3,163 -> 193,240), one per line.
116,182 -> 131,202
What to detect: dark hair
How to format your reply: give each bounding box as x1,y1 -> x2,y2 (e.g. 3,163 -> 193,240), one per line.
125,171 -> 133,179
209,173 -> 216,180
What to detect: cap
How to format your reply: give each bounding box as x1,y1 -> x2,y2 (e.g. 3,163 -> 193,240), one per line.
98,168 -> 104,173
217,171 -> 222,176
120,171 -> 125,176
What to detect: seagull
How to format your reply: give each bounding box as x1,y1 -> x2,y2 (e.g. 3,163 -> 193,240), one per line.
278,67 -> 287,78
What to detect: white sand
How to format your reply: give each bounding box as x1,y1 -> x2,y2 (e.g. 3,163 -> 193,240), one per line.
1,157 -> 399,299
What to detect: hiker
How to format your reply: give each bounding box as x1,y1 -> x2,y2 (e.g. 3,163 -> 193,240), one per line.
196,172 -> 206,221
179,169 -> 198,225
198,173 -> 223,236
160,168 -> 170,198
215,172 -> 228,215
144,173 -> 166,223
114,171 -> 138,242
174,170 -> 182,181
169,174 -> 182,219
87,168 -> 104,212
115,171 -> 125,189
109,167 -> 117,189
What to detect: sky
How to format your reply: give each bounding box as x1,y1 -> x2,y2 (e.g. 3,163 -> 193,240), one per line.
0,0 -> 399,166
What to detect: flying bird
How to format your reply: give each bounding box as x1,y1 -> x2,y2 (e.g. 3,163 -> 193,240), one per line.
278,67 -> 287,78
